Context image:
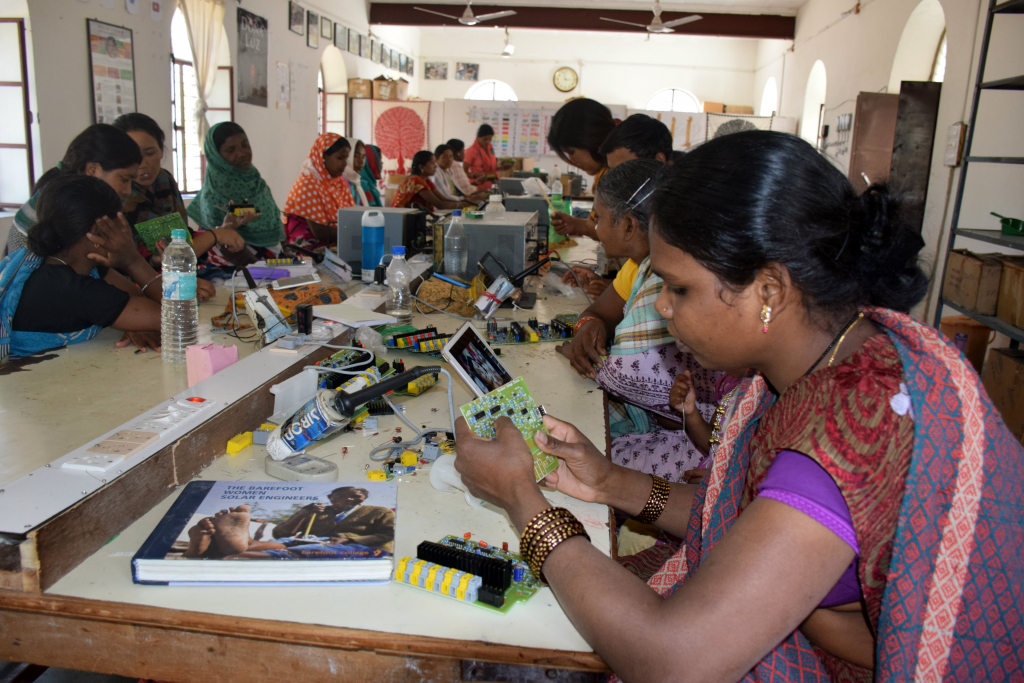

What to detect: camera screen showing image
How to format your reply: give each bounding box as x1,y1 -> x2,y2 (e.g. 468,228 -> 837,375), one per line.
446,325 -> 514,397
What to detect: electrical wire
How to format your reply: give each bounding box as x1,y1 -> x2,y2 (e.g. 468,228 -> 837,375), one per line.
367,368 -> 457,461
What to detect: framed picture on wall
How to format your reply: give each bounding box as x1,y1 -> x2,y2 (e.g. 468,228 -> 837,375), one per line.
371,39 -> 380,63
333,24 -> 344,49
381,44 -> 390,68
406,58 -> 414,77
424,62 -> 447,80
455,62 -> 479,81
306,11 -> 318,48
398,54 -> 407,74
320,16 -> 332,40
288,2 -> 304,35
348,28 -> 359,54
87,19 -> 137,124
237,8 -> 269,108
359,34 -> 369,59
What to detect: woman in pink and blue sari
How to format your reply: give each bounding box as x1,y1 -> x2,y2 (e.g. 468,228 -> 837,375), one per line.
454,131 -> 1023,682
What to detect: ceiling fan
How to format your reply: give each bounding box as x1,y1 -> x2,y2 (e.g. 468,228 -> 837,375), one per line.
414,1 -> 517,26
600,1 -> 702,34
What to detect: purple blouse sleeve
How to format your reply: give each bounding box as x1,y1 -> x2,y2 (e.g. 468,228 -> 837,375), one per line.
758,449 -> 862,607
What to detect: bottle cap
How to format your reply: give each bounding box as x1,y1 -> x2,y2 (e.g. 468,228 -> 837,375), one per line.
392,246 -> 406,256
171,229 -> 187,240
452,209 -> 462,217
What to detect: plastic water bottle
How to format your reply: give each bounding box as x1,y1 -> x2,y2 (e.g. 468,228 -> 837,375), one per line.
549,165 -> 562,201
361,210 -> 386,283
161,229 -> 198,364
485,194 -> 506,213
444,210 -> 468,279
386,246 -> 413,324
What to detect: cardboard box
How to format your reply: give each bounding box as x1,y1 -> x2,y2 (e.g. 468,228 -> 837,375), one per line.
348,78 -> 372,99
997,256 -> 1024,329
981,347 -> 1024,444
725,105 -> 755,115
702,101 -> 725,113
943,250 -> 1004,315
372,76 -> 409,101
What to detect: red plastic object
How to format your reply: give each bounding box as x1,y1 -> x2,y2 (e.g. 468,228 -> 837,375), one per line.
479,541 -> 488,548
502,542 -> 508,551
185,397 -> 206,403
463,532 -> 471,539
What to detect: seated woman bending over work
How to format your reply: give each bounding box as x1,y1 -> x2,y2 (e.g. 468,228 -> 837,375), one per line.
7,124 -> 141,255
558,159 -> 721,482
432,144 -> 488,204
455,131 -> 1024,682
187,122 -> 284,261
546,98 -> 616,241
283,133 -> 356,249
0,175 -> 163,359
112,113 -> 247,278
391,151 -> 473,212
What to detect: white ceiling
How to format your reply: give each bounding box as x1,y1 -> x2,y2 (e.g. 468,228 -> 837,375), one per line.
380,0 -> 805,16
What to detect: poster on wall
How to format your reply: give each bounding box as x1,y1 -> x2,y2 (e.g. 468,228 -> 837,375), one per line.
359,35 -> 369,59
333,24 -> 345,49
87,19 -> 137,124
398,54 -> 408,74
371,39 -> 380,63
306,11 -> 318,48
348,28 -> 359,54
381,44 -> 390,69
406,58 -> 414,77
237,8 -> 268,107
425,62 -> 447,80
320,16 -> 332,40
288,2 -> 304,35
455,63 -> 479,81
371,100 -> 430,174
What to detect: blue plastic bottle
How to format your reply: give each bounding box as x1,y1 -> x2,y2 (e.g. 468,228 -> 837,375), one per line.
361,210 -> 386,283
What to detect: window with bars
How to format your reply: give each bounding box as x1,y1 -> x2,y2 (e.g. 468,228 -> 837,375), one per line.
318,69 -> 348,137
646,88 -> 701,114
170,9 -> 233,194
0,18 -> 35,209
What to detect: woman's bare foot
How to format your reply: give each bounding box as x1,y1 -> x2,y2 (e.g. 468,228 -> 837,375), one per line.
210,505 -> 253,556
183,517 -> 215,558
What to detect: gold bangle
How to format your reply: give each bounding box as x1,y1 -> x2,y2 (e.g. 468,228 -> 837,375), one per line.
529,520 -> 589,583
519,507 -> 562,549
521,512 -> 576,560
634,475 -> 670,524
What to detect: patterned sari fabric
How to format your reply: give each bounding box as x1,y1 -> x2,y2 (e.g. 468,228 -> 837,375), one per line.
597,258 -> 722,481
642,308 -> 1023,682
391,175 -> 438,211
283,133 -> 356,233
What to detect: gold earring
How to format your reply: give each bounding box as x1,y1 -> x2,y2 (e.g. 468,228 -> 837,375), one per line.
760,305 -> 772,333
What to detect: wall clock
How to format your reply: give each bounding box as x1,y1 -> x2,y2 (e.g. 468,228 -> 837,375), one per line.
553,66 -> 578,93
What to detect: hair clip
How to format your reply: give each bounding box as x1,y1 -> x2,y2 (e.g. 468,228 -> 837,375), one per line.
625,178 -> 656,211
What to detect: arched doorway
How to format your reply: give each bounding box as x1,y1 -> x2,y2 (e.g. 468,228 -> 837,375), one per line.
800,60 -> 827,145
319,45 -> 348,135
888,0 -> 946,93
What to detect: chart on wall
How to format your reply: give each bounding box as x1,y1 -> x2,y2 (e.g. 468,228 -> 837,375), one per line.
469,107 -> 553,158
87,19 -> 137,124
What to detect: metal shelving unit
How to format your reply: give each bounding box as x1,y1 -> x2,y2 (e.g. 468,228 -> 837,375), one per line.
933,0 -> 1023,349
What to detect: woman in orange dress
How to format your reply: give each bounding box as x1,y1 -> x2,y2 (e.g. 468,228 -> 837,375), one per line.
283,133 -> 355,249
390,151 -> 471,212
463,124 -> 498,191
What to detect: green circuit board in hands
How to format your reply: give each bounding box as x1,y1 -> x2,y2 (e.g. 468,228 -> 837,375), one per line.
460,377 -> 559,482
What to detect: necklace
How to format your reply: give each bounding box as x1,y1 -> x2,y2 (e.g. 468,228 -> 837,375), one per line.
801,310 -> 864,379
708,387 -> 738,451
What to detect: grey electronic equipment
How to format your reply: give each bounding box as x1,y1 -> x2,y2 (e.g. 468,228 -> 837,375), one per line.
336,206 -> 424,271
514,170 -> 549,183
498,177 -> 527,196
462,211 -> 537,277
504,196 -> 550,227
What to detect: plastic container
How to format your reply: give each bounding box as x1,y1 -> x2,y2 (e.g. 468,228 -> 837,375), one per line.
361,210 -> 386,283
444,210 -> 468,279
161,229 -> 198,364
386,246 -> 413,324
940,315 -> 995,372
485,195 -> 506,213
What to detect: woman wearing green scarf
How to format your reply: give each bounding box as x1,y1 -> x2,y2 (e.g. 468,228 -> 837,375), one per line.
360,144 -> 383,207
187,122 -> 285,251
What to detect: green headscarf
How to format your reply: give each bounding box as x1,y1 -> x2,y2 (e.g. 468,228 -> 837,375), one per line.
186,122 -> 284,247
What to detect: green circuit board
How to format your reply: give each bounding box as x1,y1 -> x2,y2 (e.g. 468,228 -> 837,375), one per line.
460,377 -> 558,481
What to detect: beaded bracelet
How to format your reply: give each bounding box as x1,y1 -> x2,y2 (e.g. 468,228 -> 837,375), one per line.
519,507 -> 564,550
529,520 -> 588,582
520,507 -> 590,583
634,474 -> 670,524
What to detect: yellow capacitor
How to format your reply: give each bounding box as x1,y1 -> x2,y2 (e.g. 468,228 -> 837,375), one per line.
529,332 -> 539,342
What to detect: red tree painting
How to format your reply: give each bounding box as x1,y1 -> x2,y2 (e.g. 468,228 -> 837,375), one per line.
374,106 -> 425,174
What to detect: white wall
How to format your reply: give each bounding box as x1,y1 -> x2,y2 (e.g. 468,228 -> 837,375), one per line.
417,27 -> 758,110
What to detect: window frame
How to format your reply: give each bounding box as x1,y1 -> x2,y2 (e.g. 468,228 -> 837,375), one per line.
0,18 -> 35,209
645,88 -> 701,114
465,79 -> 518,102
318,68 -> 349,137
171,55 -> 233,194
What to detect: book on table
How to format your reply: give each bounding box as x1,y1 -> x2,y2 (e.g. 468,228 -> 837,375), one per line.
132,480 -> 397,585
